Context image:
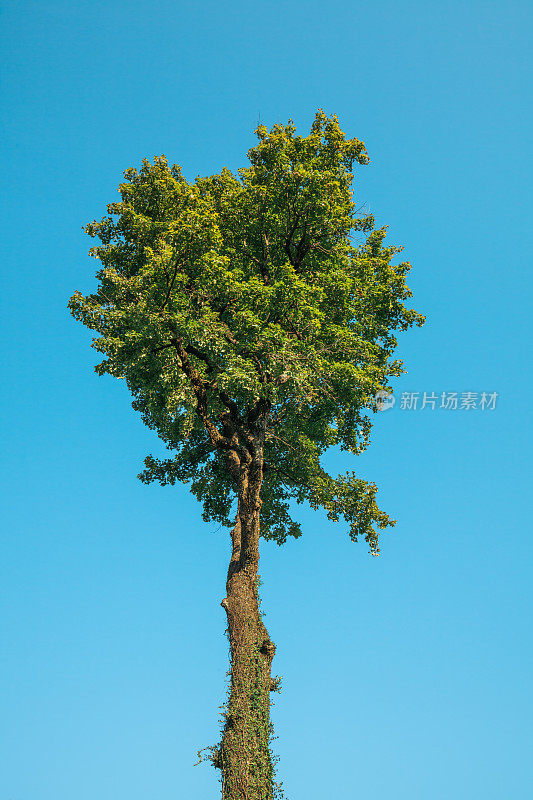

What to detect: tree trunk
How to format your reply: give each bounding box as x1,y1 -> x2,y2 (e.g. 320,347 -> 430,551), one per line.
216,455 -> 279,799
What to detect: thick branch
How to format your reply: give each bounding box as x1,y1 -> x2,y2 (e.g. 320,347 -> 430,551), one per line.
284,212 -> 300,266
247,396 -> 271,427
243,236 -> 270,284
170,336 -> 257,473
170,337 -> 227,450
160,259 -> 180,310
180,342 -> 247,427
294,219 -> 310,265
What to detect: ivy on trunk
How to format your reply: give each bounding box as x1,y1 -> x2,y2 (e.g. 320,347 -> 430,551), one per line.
69,110 -> 424,798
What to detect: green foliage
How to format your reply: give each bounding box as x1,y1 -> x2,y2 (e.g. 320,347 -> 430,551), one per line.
69,110 -> 424,553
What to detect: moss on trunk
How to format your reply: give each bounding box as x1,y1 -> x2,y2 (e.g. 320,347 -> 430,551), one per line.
214,460 -> 281,799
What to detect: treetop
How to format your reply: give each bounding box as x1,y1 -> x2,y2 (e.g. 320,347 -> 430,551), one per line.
69,110 -> 424,553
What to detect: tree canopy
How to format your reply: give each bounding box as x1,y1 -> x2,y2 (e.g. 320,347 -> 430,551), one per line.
69,110 -> 424,554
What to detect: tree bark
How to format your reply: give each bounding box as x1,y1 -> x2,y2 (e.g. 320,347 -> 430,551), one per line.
217,452 -> 278,799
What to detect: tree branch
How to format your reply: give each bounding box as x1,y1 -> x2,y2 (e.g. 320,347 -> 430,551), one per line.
170,337 -> 227,450
284,213 -> 300,266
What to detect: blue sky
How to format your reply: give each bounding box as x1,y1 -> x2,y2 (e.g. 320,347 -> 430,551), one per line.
1,1 -> 531,797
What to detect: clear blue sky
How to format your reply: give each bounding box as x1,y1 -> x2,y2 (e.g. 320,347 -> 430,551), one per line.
1,1 -> 532,797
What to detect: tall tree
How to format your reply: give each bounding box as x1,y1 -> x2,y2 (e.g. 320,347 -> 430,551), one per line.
69,111 -> 424,799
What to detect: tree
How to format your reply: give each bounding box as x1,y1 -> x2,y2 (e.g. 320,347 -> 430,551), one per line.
69,110 -> 424,799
